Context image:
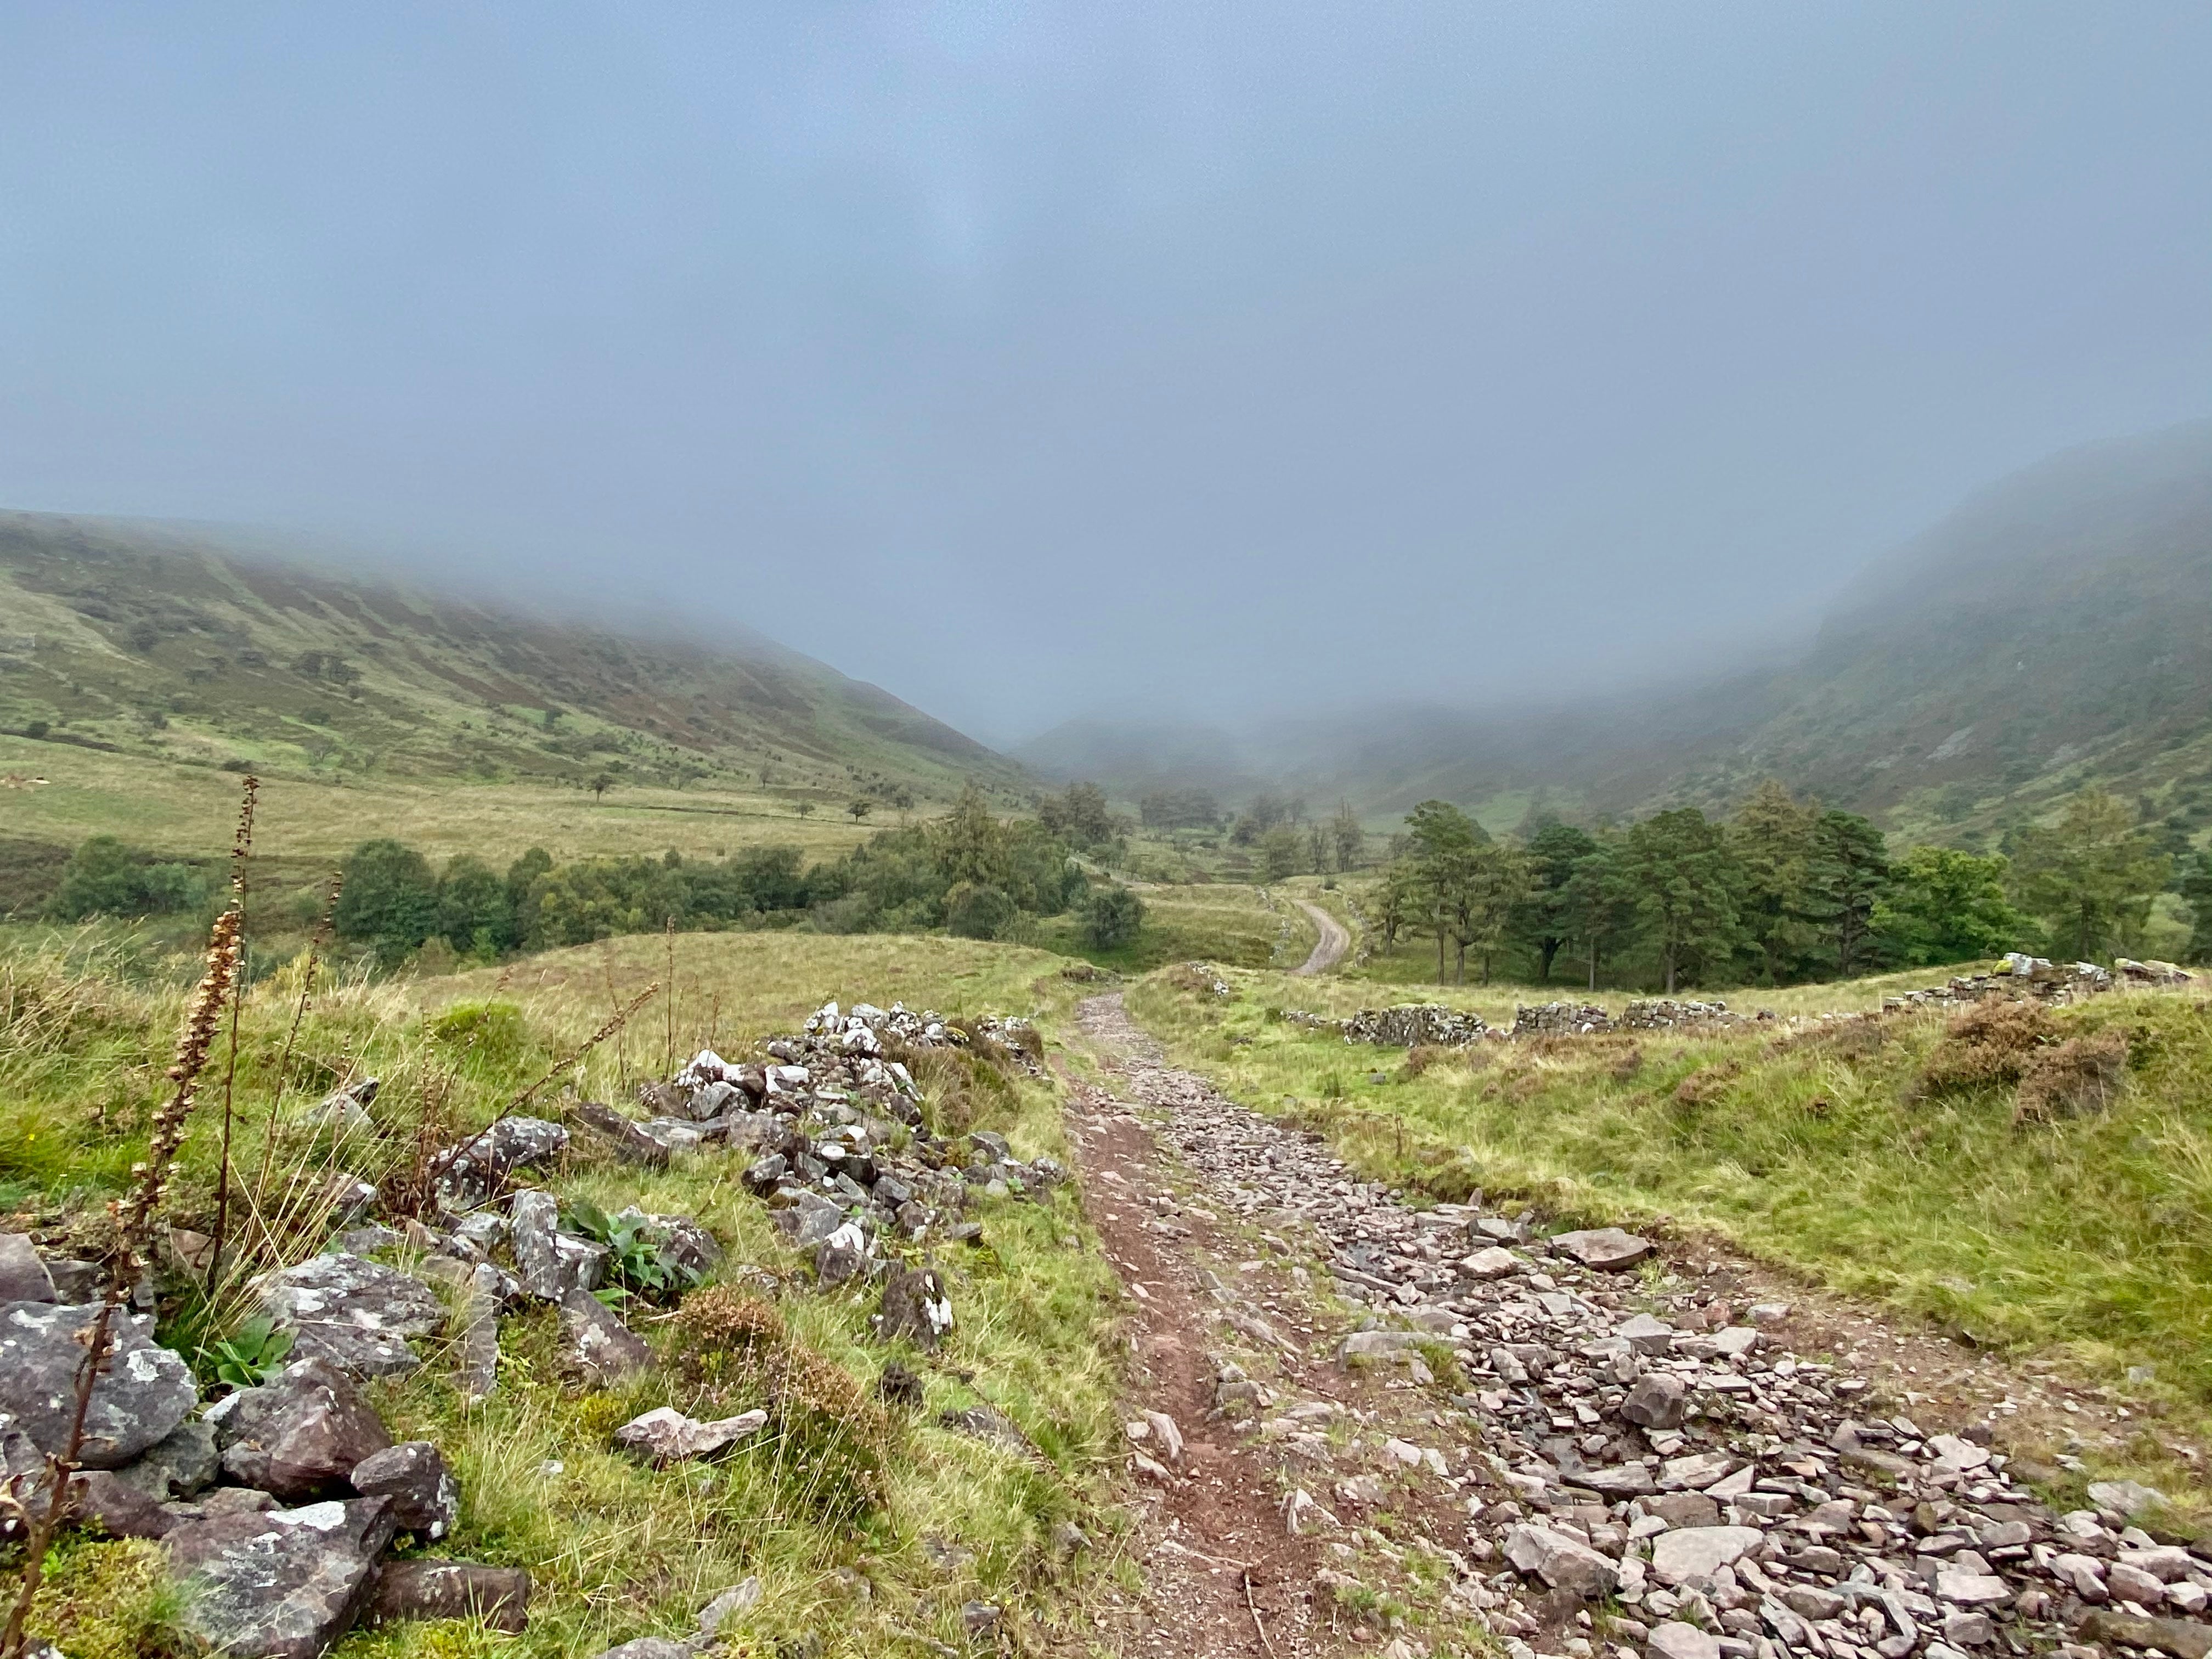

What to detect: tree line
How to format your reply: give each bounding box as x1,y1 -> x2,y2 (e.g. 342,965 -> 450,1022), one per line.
1372,782 -> 2205,991
324,783 -> 1144,966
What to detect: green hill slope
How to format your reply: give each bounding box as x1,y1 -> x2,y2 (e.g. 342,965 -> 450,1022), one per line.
0,512 -> 1019,804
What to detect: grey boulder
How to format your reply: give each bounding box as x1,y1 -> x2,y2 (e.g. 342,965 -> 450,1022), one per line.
166,1496 -> 398,1659
558,1288 -> 652,1385
212,1357 -> 393,1500
366,1558 -> 530,1634
431,1115 -> 569,1206
509,1189 -> 609,1301
252,1254 -> 447,1379
875,1265 -> 954,1349
1621,1372 -> 1689,1430
0,1301 -> 195,1468
112,1416 -> 221,1501
348,1440 -> 459,1539
1503,1523 -> 1618,1596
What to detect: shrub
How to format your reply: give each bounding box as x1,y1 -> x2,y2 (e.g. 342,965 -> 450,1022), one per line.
46,836 -> 208,921
1915,998 -> 2057,1097
945,881 -> 1016,941
664,1288 -> 890,1520
2015,1030 -> 2130,1123
332,838 -> 440,966
1082,883 -> 1145,950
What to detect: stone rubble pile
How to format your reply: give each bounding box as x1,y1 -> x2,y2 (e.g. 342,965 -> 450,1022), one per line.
0,994 -> 1049,1659
1099,1014 -> 2212,1659
0,1239 -> 518,1659
1880,956 -> 2175,1013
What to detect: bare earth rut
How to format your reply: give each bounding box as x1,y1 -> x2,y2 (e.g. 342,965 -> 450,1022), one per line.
1068,992 -> 2210,1659
1290,901 -> 1352,977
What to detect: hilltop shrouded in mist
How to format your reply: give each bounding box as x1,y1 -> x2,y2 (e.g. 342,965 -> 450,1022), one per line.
3,4 -> 2210,747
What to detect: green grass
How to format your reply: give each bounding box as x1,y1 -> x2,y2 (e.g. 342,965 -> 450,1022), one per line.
2,928 -> 1127,1657
1027,879 -> 1316,972
0,734 -> 888,868
1127,961 -> 2212,1500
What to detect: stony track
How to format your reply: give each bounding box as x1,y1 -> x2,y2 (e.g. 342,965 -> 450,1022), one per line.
1074,992 -> 2210,1659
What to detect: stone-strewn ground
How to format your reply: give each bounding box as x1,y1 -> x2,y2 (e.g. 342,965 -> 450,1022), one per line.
1074,992 -> 2211,1659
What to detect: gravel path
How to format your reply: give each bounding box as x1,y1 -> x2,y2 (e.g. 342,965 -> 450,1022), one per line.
1074,991 -> 2208,1659
1289,900 -> 1352,977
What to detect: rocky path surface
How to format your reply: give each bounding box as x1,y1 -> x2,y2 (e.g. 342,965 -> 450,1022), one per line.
1289,901 -> 1352,977
1071,992 -> 2211,1659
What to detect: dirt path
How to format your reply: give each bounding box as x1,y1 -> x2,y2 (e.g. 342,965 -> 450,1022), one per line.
1065,991 -> 2193,1659
1289,900 -> 1351,977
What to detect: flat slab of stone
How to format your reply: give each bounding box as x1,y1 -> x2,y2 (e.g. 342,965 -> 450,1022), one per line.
252,1255 -> 447,1380
613,1406 -> 768,1464
1549,1228 -> 1654,1271
1458,1246 -> 1521,1280
166,1496 -> 397,1659
558,1288 -> 652,1385
1649,1525 -> 1764,1585
1647,1621 -> 1722,1659
0,1301 -> 195,1468
1503,1522 -> 1618,1596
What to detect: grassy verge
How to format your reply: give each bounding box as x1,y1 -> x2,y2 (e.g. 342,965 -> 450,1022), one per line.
3,929 -> 1127,1657
1127,962 -> 2212,1503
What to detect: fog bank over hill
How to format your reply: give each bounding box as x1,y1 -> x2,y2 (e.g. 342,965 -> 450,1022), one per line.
1021,419 -> 2212,838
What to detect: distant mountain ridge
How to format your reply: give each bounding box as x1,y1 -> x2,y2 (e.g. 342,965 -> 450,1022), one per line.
0,512 -> 1018,798
1026,419 -> 2212,840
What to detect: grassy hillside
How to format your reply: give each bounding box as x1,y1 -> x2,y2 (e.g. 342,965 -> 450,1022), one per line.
3,926 -> 1125,1657
0,510 -> 1024,816
1127,958 -> 2212,1509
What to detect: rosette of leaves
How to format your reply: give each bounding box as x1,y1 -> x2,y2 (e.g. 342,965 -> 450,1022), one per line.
563,1197 -> 704,1306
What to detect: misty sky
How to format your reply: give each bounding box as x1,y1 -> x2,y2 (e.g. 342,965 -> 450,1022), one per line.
3,4 -> 2209,746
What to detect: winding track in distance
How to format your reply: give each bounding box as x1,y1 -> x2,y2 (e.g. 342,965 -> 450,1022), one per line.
1288,899 -> 1350,976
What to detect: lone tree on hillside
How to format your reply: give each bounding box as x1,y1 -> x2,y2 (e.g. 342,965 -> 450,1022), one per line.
2010,788 -> 2169,960
1621,807 -> 1741,994
1403,799 -> 1487,985
795,800 -> 814,820
590,772 -> 614,802
847,797 -> 873,823
2180,849 -> 2212,964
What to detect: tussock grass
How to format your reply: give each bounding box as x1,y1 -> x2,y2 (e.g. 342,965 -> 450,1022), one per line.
1130,963 -> 2212,1478
2,929 -> 1124,1657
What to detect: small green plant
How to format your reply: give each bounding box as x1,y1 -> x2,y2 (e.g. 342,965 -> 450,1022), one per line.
208,1314 -> 294,1389
563,1198 -> 702,1304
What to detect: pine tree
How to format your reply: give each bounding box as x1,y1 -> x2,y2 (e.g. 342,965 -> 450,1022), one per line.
1621,808 -> 1743,994
1804,810 -> 1891,977
2011,789 -> 2170,961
